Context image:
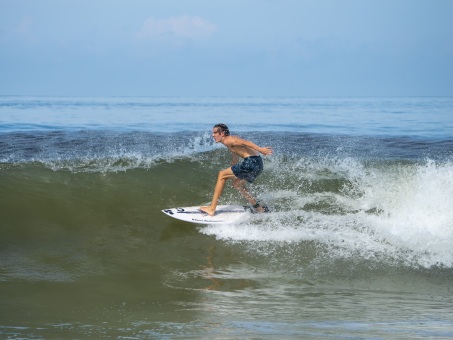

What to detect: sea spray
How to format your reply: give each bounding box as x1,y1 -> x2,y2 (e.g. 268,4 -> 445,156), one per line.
202,158 -> 453,269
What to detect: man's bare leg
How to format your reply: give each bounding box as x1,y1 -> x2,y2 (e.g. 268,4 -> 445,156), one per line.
200,168 -> 236,216
232,178 -> 266,213
232,178 -> 256,205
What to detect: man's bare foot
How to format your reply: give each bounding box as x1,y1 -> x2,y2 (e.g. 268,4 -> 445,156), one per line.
199,206 -> 216,216
253,202 -> 270,213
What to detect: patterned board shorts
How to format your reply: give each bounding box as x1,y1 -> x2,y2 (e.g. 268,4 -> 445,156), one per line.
231,156 -> 263,183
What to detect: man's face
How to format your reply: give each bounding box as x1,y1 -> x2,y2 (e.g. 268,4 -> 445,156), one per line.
212,128 -> 223,143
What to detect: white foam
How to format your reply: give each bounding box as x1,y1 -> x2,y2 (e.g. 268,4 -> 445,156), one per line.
201,158 -> 453,269
366,160 -> 453,267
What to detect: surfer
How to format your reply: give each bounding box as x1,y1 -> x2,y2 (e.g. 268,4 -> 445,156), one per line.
200,123 -> 273,216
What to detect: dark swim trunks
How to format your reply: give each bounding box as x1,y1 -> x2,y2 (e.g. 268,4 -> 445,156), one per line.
231,156 -> 263,183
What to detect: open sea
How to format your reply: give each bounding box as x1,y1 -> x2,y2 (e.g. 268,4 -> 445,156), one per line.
1,96 -> 452,339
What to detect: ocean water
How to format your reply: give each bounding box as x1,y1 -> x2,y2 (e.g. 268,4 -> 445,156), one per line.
1,96 -> 452,338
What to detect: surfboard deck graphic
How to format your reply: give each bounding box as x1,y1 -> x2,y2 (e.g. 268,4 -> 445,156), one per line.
161,205 -> 253,224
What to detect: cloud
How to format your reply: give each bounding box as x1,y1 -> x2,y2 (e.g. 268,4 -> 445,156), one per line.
136,15 -> 217,41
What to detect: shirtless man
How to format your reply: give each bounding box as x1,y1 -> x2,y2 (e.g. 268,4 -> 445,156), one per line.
200,123 -> 273,216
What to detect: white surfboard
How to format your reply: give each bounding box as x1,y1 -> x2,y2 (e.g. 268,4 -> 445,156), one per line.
161,205 -> 253,225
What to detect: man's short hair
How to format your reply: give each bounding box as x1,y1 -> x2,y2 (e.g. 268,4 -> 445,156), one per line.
214,123 -> 230,136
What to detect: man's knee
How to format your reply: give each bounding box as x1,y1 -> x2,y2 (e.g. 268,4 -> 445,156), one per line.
218,169 -> 232,181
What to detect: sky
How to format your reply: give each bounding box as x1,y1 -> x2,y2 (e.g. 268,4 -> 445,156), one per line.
1,0 -> 452,97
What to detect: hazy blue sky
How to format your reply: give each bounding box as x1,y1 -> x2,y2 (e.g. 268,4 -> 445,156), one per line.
1,0 -> 452,96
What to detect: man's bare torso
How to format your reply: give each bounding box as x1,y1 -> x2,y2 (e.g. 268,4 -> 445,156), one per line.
224,136 -> 259,159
